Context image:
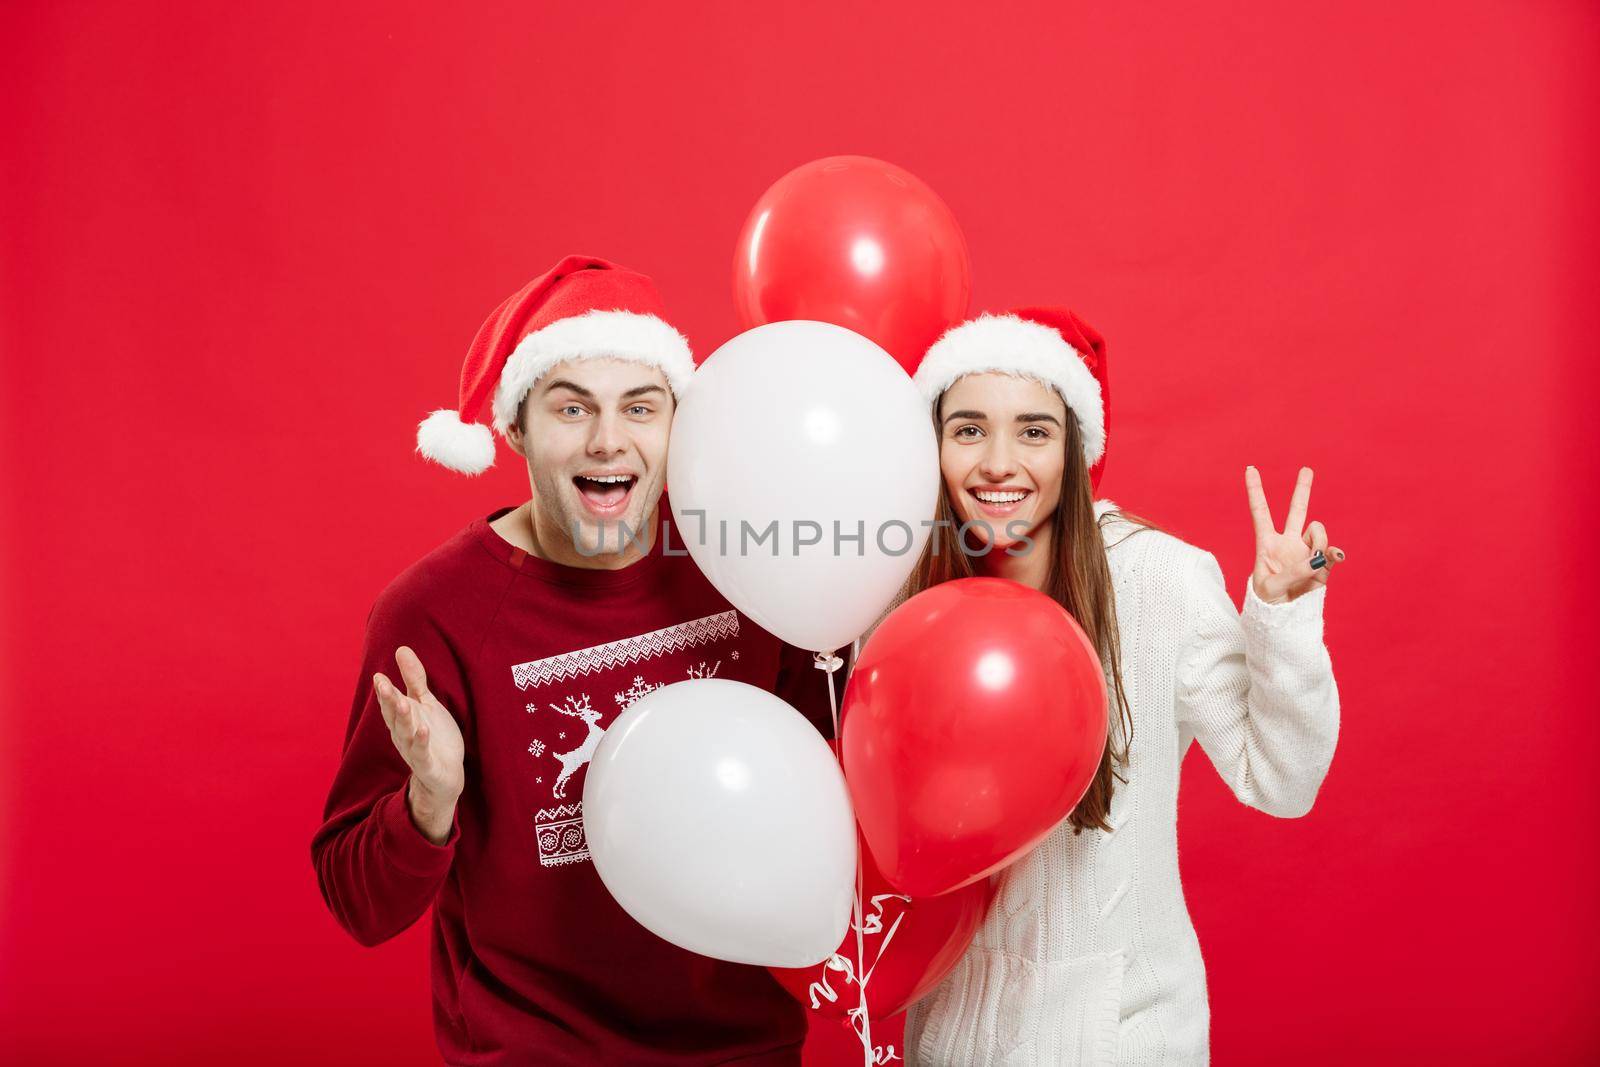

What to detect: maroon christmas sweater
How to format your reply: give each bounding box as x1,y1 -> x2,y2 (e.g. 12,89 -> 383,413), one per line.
312,501 -> 838,1066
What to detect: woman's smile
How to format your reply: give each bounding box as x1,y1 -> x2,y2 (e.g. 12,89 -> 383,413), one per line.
966,484 -> 1035,518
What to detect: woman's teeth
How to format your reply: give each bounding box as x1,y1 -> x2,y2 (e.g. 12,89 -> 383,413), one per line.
974,490 -> 1028,503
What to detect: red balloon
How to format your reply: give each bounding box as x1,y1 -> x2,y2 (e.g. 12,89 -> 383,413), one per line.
732,156 -> 971,375
841,578 -> 1109,897
769,837 -> 994,1020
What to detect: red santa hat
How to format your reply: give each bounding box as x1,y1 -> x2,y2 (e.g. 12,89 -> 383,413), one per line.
416,254 -> 695,475
913,306 -> 1111,487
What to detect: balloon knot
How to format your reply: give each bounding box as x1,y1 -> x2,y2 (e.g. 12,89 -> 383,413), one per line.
813,651 -> 844,673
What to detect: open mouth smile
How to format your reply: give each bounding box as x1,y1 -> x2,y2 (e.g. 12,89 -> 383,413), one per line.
573,472 -> 638,517
967,485 -> 1033,518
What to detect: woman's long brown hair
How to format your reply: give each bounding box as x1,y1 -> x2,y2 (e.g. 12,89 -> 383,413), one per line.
905,394 -> 1160,833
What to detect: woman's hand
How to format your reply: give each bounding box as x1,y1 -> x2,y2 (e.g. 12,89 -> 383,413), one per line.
1245,466 -> 1345,604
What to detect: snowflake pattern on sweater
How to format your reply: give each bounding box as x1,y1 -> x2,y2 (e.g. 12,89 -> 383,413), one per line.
516,611 -> 736,868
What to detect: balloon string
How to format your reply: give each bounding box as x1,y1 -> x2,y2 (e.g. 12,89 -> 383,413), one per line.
815,654 -> 873,1066
862,906 -> 907,987
852,853 -> 872,1065
815,649 -> 844,737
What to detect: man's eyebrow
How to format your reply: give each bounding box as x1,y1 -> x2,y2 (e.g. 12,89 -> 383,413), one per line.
1015,412 -> 1062,426
942,409 -> 987,423
621,384 -> 668,400
542,378 -> 595,399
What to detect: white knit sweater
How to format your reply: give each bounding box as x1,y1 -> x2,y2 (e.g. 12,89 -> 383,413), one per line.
887,501 -> 1340,1066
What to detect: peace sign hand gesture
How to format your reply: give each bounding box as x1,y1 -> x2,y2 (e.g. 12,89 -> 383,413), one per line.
1245,466 -> 1345,604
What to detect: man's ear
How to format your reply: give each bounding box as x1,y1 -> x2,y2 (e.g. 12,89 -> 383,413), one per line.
504,420 -> 527,459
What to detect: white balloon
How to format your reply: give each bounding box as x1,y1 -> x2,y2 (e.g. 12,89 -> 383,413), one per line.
667,321 -> 940,652
582,678 -> 857,968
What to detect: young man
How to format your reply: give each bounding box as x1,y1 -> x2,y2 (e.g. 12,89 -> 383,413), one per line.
312,255 -> 833,1066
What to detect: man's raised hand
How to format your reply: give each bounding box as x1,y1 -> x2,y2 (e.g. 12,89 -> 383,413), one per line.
373,645 -> 465,843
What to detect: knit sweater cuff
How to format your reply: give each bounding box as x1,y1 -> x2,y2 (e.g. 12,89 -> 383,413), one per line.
1241,572 -> 1326,635
377,782 -> 460,878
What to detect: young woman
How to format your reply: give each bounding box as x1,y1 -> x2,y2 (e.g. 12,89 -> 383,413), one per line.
881,308 -> 1343,1066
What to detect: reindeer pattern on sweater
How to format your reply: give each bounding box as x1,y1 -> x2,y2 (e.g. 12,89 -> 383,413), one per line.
511,608 -> 746,869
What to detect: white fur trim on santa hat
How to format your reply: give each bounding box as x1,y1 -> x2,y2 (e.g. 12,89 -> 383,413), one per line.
417,409 -> 497,475
914,314 -> 1106,468
489,309 -> 695,435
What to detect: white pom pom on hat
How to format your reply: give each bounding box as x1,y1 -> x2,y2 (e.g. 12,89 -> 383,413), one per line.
415,409 -> 496,475
415,255 -> 696,475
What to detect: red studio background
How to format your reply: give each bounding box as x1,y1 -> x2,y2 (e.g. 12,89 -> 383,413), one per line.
3,3 -> 1597,1064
